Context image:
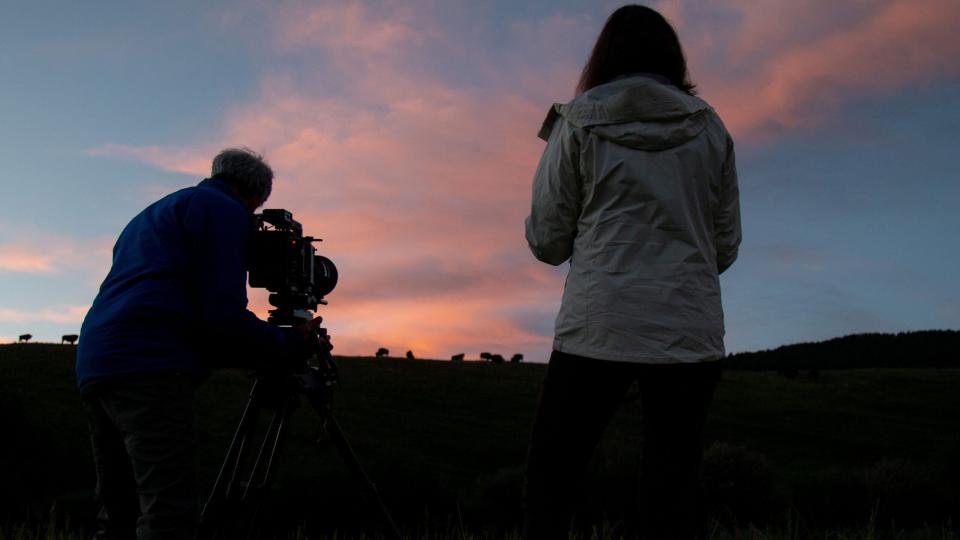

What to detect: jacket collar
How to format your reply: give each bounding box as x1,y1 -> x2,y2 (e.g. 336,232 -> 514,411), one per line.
198,177 -> 247,208
538,73 -> 711,150
614,72 -> 673,87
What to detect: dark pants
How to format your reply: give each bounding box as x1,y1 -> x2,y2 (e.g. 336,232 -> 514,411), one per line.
81,373 -> 200,540
523,350 -> 721,540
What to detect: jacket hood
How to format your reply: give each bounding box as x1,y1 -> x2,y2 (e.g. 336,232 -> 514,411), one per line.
539,74 -> 712,151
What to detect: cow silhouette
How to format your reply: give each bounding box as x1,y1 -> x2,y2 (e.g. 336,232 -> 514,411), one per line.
18,334 -> 32,343
479,352 -> 492,361
406,350 -> 415,360
490,354 -> 505,364
450,353 -> 465,362
375,347 -> 389,358
62,334 -> 79,345
511,353 -> 524,363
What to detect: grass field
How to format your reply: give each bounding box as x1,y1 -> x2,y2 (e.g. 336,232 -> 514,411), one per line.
2,343 -> 959,538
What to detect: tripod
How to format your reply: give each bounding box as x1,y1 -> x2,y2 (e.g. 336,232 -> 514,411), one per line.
200,331 -> 402,540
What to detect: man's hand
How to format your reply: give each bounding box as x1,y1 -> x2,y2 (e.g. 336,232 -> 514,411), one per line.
293,316 -> 332,353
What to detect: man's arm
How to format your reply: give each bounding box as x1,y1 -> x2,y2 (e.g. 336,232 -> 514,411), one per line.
182,192 -> 301,363
525,115 -> 582,266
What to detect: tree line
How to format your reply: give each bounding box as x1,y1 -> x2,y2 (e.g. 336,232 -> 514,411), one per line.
724,330 -> 960,371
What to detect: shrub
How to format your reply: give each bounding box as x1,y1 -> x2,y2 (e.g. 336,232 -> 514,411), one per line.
862,457 -> 955,528
702,442 -> 784,528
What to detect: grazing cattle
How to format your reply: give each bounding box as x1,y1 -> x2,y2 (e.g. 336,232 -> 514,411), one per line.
18,334 -> 32,343
406,350 -> 415,360
490,354 -> 505,364
479,352 -> 492,361
375,347 -> 389,358
62,334 -> 79,345
451,353 -> 465,362
510,354 -> 524,363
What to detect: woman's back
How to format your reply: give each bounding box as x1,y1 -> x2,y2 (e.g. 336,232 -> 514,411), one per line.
525,74 -> 740,363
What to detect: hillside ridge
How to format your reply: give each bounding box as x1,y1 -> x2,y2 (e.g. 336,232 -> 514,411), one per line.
5,329 -> 958,370
725,329 -> 960,370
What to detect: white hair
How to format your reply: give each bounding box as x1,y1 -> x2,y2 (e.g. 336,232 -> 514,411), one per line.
211,147 -> 273,202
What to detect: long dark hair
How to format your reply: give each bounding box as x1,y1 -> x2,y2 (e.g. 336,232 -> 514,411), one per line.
576,5 -> 696,95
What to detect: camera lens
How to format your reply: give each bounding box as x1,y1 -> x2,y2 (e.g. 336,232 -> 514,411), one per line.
313,256 -> 338,297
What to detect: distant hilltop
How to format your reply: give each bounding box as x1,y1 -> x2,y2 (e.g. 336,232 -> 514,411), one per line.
725,330 -> 960,371
2,330 -> 958,370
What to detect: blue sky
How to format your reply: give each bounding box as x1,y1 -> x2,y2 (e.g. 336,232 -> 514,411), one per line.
1,1 -> 958,361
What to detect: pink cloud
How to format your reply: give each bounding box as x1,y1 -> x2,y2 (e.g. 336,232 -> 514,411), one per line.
114,3 -> 567,360
0,237 -> 112,281
276,1 -> 424,55
228,81 -> 562,359
87,143 -> 211,177
0,246 -> 55,273
246,278 -> 557,360
83,1 -> 960,360
665,0 -> 960,139
0,305 -> 89,325
501,13 -> 598,99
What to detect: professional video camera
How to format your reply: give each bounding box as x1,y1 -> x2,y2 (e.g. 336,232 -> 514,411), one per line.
204,208 -> 401,539
248,209 -> 338,326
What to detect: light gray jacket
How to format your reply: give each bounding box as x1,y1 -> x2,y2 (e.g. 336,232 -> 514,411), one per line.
525,74 -> 741,363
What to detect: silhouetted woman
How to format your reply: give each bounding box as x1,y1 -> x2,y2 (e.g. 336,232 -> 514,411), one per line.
523,5 -> 741,539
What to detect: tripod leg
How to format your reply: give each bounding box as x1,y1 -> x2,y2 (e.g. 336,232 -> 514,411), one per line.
222,392 -> 298,539
242,397 -> 295,505
202,379 -> 298,540
202,380 -> 262,532
324,413 -> 403,540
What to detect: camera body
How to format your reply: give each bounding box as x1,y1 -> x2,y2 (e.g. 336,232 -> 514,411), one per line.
248,209 -> 338,326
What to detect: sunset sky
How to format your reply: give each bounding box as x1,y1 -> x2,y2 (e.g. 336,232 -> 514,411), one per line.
2,0 -> 958,362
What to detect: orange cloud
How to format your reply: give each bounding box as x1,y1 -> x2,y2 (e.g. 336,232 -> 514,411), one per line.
87,144 -> 211,177
276,1 -> 425,55
0,246 -> 55,273
0,238 -> 112,281
664,0 -> 960,139
247,269 -> 559,361
85,1 -> 960,360
183,3 -> 566,360
0,305 -> 89,325
226,71 -> 570,358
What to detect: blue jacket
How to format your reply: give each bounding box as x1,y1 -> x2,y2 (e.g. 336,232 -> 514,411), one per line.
76,178 -> 297,393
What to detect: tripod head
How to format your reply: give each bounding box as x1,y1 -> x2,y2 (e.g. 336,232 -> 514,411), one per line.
299,324 -> 339,394
266,308 -> 315,327
257,305 -> 341,410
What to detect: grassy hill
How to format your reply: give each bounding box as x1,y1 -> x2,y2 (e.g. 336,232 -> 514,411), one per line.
2,343 -> 959,537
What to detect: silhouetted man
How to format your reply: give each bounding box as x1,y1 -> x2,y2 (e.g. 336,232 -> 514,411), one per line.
77,148 -> 324,540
